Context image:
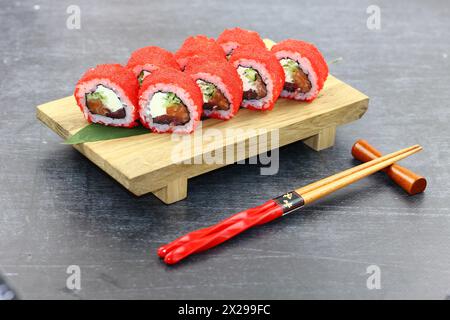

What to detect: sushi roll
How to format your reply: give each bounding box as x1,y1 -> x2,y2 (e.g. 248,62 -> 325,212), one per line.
74,64 -> 139,127
175,35 -> 226,70
184,56 -> 243,120
126,46 -> 179,86
139,68 -> 202,133
216,27 -> 266,59
229,45 -> 285,111
271,39 -> 328,101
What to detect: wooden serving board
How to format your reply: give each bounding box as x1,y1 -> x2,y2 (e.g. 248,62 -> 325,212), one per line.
36,75 -> 369,204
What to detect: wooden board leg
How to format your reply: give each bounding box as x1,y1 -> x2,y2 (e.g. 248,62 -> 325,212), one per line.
303,126 -> 336,151
152,177 -> 188,204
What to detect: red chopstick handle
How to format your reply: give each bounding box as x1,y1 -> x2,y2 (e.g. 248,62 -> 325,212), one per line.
163,205 -> 284,265
157,201 -> 276,258
158,191 -> 305,264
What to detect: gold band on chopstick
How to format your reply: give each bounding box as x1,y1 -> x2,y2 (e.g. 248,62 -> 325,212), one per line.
273,191 -> 305,215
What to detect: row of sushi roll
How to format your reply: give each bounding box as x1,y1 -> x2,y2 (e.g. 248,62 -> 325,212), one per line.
74,28 -> 329,133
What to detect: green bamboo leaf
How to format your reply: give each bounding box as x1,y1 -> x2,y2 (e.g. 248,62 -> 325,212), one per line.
63,123 -> 150,145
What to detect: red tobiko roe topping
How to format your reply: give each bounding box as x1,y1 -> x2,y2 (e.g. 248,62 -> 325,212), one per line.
75,64 -> 139,107
126,46 -> 180,75
175,35 -> 226,69
216,27 -> 266,53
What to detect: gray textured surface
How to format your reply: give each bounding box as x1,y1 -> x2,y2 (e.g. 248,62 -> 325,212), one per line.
1,0 -> 449,299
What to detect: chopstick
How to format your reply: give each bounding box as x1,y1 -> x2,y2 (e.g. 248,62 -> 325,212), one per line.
159,145 -> 422,264
295,145 -> 420,195
299,145 -> 422,204
157,201 -> 275,258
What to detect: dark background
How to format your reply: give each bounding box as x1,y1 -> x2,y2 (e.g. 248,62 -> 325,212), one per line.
1,0 -> 449,299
